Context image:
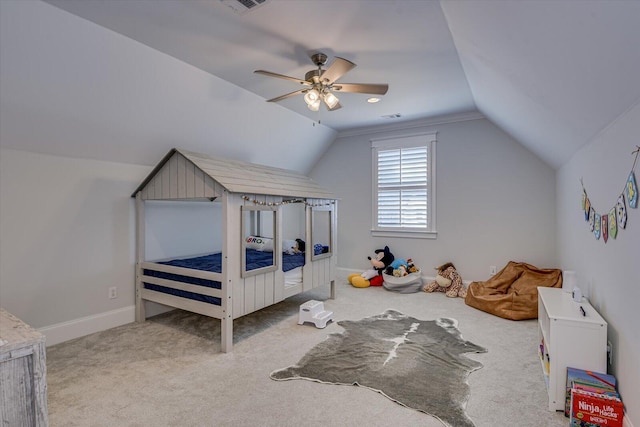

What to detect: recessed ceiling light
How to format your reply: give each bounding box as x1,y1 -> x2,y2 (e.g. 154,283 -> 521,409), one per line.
367,97 -> 381,103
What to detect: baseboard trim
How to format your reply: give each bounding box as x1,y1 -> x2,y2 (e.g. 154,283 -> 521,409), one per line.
38,305 -> 135,347
335,267 -> 352,281
625,413 -> 635,427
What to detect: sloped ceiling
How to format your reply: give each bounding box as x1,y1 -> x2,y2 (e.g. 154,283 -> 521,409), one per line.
8,0 -> 640,169
441,0 -> 640,168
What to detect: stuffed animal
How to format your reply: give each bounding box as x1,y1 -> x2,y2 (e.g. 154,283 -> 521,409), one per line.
348,246 -> 395,288
282,238 -> 305,255
406,259 -> 418,273
386,258 -> 406,276
423,262 -> 467,298
386,258 -> 420,277
394,265 -> 407,277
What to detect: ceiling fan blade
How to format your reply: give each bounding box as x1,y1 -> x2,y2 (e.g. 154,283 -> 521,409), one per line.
266,89 -> 307,103
254,70 -> 311,86
332,83 -> 389,95
320,57 -> 356,85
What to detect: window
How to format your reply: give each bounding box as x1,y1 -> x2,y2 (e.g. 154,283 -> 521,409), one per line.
371,133 -> 436,238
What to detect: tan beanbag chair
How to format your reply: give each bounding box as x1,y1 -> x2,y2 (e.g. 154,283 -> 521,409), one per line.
465,261 -> 562,320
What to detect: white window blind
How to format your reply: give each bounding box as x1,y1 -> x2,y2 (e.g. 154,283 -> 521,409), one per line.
372,133 -> 436,238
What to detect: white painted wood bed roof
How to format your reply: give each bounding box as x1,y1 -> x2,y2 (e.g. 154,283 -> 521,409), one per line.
132,148 -> 336,200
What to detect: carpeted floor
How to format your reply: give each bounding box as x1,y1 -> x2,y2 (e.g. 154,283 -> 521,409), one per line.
46,281 -> 569,427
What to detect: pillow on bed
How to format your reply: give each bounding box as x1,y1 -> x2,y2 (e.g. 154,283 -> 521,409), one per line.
245,236 -> 274,252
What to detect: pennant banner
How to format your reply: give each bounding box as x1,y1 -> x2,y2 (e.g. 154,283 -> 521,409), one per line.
581,146 -> 638,243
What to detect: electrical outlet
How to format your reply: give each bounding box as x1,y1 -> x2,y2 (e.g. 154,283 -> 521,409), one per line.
490,266 -> 497,275
108,287 -> 117,299
607,341 -> 613,365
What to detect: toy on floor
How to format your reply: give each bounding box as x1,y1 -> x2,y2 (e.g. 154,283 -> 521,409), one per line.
387,258 -> 418,277
298,300 -> 333,328
423,262 -> 467,298
382,258 -> 423,293
348,246 -> 395,288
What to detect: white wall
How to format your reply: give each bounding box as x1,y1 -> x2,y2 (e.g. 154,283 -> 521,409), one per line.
556,101 -> 640,422
309,115 -> 557,281
145,201 -> 222,261
0,149 -> 146,330
281,203 -> 306,242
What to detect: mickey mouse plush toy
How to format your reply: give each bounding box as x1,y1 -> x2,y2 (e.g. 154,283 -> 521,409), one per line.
348,246 -> 395,288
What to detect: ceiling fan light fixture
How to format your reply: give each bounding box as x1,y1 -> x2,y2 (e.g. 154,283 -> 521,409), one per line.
304,89 -> 320,105
367,97 -> 381,103
323,91 -> 340,109
307,99 -> 321,111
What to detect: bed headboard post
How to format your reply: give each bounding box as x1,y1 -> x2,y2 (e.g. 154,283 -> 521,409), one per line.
220,190 -> 233,352
135,193 -> 146,322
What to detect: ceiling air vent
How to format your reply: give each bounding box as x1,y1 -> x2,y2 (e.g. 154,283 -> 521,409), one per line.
220,0 -> 269,15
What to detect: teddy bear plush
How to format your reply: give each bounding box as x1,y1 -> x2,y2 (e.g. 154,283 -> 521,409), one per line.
348,246 -> 395,288
422,262 -> 467,298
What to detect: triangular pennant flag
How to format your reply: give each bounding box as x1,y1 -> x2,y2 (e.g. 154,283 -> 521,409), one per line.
589,207 -> 596,231
584,197 -> 591,221
602,214 -> 608,243
594,213 -> 601,240
608,207 -> 617,239
581,190 -> 586,210
626,171 -> 638,208
617,194 -> 627,229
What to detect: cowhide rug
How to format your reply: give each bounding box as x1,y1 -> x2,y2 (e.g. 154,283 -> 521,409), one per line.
271,310 -> 487,427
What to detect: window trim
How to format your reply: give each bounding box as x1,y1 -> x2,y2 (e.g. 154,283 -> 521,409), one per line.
310,205 -> 334,261
371,132 -> 437,239
241,205 -> 278,278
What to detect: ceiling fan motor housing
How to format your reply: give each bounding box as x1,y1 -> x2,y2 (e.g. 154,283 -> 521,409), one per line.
311,52 -> 328,67
304,69 -> 324,83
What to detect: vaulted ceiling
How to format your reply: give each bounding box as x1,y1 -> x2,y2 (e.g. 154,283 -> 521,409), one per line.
20,1 -> 640,168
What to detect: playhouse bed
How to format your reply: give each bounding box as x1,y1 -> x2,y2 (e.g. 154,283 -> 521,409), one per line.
132,148 -> 337,352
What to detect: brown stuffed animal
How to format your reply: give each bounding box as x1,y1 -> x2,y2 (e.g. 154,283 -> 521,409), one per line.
423,262 -> 467,298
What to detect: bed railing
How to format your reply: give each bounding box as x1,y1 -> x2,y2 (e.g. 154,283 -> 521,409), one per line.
137,261 -> 225,319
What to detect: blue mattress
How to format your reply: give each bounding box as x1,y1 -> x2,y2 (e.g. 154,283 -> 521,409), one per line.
143,249 -> 305,305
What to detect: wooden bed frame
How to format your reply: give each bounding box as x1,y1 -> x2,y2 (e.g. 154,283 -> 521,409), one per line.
132,149 -> 337,352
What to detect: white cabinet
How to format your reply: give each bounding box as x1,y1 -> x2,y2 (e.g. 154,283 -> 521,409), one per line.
537,287 -> 607,411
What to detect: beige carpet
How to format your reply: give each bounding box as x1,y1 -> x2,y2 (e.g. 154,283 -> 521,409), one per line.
46,281 -> 569,427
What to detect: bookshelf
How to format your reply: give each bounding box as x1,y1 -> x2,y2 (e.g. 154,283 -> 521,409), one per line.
537,287 -> 608,411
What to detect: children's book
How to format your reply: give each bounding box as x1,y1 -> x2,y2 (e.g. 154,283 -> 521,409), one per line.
565,367 -> 617,417
570,388 -> 623,427
572,380 -> 618,397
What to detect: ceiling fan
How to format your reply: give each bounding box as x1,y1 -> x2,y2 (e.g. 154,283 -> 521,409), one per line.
254,52 -> 389,112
